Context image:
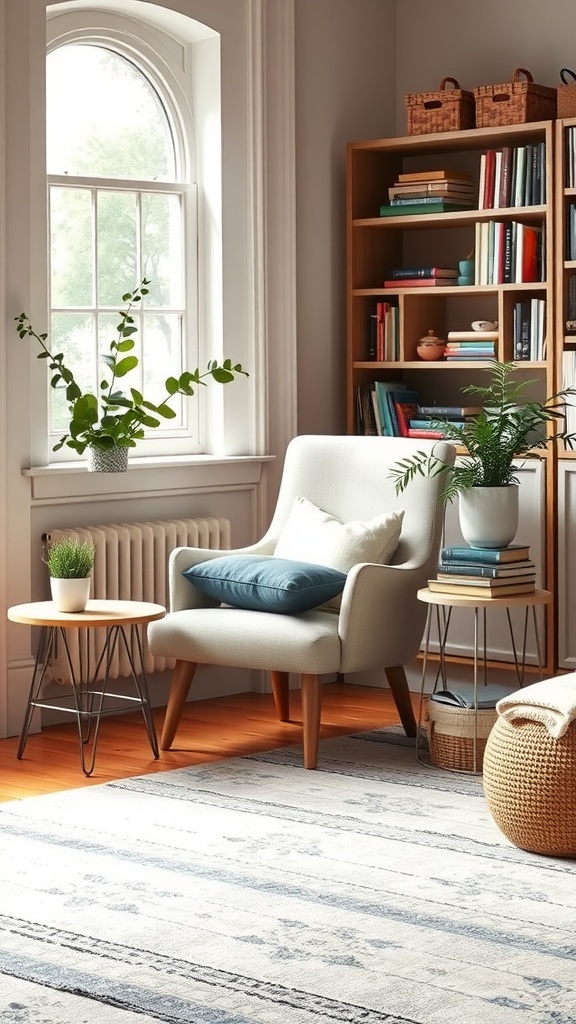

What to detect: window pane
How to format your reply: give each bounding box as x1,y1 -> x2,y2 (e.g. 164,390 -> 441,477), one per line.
50,313 -> 96,433
97,192 -> 138,305
50,187 -> 93,307
142,314 -> 184,424
142,194 -> 183,307
47,45 -> 176,181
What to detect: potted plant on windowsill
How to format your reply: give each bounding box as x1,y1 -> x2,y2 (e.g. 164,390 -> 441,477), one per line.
44,536 -> 96,612
390,361 -> 576,548
15,279 -> 248,472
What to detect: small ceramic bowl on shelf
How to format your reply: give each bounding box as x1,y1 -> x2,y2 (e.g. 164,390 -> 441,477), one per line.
417,329 -> 446,361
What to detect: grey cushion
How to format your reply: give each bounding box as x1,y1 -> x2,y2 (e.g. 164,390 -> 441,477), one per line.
182,554 -> 347,614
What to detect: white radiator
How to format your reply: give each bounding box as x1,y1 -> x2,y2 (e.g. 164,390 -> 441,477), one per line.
43,517 -> 231,683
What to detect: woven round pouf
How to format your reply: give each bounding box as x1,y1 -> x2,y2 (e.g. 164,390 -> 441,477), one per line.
483,716 -> 576,857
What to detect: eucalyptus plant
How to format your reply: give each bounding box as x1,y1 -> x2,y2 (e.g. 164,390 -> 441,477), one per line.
44,537 -> 96,579
15,279 -> 248,455
390,361 -> 576,503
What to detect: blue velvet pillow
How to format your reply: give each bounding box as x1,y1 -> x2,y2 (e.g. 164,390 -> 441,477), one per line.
182,554 -> 347,614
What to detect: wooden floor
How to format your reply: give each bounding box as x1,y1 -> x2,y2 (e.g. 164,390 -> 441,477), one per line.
0,683 -> 421,803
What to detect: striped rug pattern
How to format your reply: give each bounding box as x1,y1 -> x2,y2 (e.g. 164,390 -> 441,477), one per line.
0,729 -> 575,1023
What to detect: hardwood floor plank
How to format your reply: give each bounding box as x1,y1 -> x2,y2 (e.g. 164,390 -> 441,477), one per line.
0,683 -> 421,802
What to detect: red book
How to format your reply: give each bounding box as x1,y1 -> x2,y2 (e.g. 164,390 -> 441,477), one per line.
483,149 -> 496,209
393,394 -> 419,437
407,428 -> 445,439
521,226 -> 539,283
383,278 -> 458,288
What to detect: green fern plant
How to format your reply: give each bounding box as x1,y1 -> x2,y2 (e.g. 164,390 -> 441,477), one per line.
44,537 -> 96,579
390,361 -> 576,502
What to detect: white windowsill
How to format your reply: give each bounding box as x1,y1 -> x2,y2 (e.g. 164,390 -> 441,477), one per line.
23,454 -> 275,504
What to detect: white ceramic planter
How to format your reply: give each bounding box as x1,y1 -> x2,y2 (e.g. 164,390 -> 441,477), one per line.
458,485 -> 519,549
50,577 -> 91,613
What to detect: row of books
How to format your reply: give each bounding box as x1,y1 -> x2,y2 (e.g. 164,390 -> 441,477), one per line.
513,299 -> 547,362
478,143 -> 546,210
473,220 -> 544,286
355,382 -> 481,438
368,301 -> 399,361
428,543 -> 537,599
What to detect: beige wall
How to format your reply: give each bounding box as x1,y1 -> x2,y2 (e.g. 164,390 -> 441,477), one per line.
295,0 -> 396,436
395,0 -> 576,133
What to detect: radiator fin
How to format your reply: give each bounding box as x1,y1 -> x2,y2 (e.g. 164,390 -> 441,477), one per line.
44,517 -> 231,683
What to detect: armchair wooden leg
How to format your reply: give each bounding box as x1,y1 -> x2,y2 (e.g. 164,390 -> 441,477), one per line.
160,660 -> 198,750
270,670 -> 290,721
301,673 -> 322,769
385,665 -> 417,737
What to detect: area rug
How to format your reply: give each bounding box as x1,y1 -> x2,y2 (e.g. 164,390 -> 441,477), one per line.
0,729 -> 575,1024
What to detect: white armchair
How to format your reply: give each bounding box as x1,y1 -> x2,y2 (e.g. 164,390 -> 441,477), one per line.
148,434 -> 455,768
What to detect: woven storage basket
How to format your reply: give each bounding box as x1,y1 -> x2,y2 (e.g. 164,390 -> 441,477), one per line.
426,701 -> 497,773
405,77 -> 475,136
483,716 -> 576,857
474,68 -> 557,128
557,68 -> 576,118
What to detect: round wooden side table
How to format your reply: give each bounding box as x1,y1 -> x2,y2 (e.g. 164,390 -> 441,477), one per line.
8,599 -> 166,776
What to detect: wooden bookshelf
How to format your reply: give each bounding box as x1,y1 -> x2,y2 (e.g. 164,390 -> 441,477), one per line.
346,121 -> 557,673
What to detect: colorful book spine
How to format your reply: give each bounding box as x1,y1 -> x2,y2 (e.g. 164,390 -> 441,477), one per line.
383,278 -> 458,288
417,406 -> 481,418
410,419 -> 465,430
440,545 -> 530,564
391,268 -> 457,279
436,562 -> 535,578
407,428 -> 445,439
379,202 -> 472,217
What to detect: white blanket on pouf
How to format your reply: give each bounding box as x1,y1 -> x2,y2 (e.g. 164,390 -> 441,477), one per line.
496,673 -> 576,738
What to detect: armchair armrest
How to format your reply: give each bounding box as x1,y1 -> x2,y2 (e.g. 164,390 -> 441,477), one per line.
338,561 -> 430,673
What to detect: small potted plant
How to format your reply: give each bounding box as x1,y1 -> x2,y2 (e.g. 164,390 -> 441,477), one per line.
390,361 -> 576,548
15,279 -> 248,472
44,536 -> 96,612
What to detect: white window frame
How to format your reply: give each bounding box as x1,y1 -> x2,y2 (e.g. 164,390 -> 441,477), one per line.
45,11 -> 216,462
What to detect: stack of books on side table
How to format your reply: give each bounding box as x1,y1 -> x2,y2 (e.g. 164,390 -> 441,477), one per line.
429,543 -> 536,598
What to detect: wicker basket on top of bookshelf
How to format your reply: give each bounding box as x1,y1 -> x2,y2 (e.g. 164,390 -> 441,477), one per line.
474,68 -> 557,128
405,77 -> 475,136
557,68 -> 576,118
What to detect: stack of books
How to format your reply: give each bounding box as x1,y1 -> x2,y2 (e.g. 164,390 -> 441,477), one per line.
383,267 -> 458,289
444,330 -> 498,361
407,404 -> 481,439
429,543 -> 537,598
379,169 -> 475,218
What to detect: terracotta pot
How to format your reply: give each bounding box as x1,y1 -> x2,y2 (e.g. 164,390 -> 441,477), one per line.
417,329 -> 446,361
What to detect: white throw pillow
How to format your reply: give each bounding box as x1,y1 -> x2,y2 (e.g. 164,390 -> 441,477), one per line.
274,496 -> 404,573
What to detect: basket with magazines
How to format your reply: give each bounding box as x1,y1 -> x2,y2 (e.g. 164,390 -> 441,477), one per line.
557,68 -> 576,118
474,68 -> 556,128
405,77 -> 475,136
426,699 -> 498,773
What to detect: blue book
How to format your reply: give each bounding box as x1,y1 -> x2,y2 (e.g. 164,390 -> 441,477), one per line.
374,381 -> 405,436
440,544 -> 530,564
437,561 -> 535,578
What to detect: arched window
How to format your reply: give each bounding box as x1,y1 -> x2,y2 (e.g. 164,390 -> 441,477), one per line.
46,24 -> 202,459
